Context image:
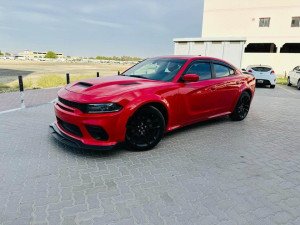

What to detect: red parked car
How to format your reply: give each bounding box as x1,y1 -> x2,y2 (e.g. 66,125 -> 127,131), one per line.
50,56 -> 255,151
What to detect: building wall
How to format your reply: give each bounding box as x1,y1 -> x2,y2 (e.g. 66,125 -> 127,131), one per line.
202,0 -> 300,75
174,38 -> 245,68
18,50 -> 64,58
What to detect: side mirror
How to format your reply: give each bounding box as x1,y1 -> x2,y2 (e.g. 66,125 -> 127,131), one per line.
182,74 -> 199,82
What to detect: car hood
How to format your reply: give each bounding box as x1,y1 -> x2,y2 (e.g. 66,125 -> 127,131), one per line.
65,76 -> 164,97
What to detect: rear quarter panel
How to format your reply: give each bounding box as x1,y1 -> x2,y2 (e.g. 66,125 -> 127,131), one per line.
229,74 -> 255,112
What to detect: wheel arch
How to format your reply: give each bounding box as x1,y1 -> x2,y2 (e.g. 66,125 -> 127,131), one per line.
130,101 -> 169,126
243,88 -> 252,100
230,86 -> 253,113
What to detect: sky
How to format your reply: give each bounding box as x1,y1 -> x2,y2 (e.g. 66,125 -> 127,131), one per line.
0,0 -> 204,58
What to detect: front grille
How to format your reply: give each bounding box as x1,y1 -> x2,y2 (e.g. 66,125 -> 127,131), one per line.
86,125 -> 109,141
58,97 -> 87,113
57,117 -> 82,137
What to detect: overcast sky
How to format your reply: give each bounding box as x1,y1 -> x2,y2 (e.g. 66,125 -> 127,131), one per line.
0,0 -> 204,58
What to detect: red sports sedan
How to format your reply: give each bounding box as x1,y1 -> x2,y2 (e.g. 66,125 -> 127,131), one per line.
49,56 -> 255,151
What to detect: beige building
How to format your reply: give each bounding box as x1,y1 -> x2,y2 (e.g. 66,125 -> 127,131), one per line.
18,49 -> 64,58
174,0 -> 300,75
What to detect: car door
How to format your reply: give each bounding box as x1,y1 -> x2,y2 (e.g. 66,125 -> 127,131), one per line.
293,66 -> 300,85
177,60 -> 220,124
211,62 -> 241,114
290,66 -> 298,84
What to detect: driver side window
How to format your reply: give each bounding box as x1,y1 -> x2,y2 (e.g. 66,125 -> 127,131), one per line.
184,62 -> 212,81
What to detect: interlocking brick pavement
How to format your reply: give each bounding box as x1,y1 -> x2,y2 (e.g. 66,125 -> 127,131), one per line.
0,85 -> 299,225
0,88 -> 60,112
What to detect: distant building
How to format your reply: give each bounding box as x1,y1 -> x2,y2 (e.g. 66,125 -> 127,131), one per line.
174,0 -> 300,75
18,49 -> 64,58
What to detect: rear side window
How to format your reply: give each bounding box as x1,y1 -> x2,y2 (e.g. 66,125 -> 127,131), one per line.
252,67 -> 271,72
185,62 -> 212,81
213,64 -> 231,78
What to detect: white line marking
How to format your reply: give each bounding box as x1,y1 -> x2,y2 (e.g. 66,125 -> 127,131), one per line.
50,98 -> 58,103
277,85 -> 296,95
0,107 -> 22,115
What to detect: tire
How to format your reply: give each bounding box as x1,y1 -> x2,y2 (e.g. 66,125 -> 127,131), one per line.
287,77 -> 292,86
297,80 -> 300,90
125,106 -> 165,151
270,85 -> 275,89
229,92 -> 251,121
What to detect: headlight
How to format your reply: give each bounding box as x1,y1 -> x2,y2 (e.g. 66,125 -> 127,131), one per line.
86,103 -> 123,113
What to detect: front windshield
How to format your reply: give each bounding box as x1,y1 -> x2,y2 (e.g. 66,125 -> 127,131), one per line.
123,58 -> 187,81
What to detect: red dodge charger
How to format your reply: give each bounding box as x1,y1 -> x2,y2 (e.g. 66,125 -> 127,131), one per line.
50,56 -> 255,151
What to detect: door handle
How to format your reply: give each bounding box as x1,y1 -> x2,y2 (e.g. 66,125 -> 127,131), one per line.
236,81 -> 240,84
210,87 -> 216,91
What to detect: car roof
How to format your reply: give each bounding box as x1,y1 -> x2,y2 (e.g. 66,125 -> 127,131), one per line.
248,65 -> 272,68
150,55 -> 236,66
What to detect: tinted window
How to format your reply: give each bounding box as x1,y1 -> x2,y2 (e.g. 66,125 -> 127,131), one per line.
252,67 -> 271,72
213,64 -> 230,78
229,68 -> 236,75
185,62 -> 212,81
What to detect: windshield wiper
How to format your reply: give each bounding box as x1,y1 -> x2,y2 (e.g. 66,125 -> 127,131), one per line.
128,75 -> 148,79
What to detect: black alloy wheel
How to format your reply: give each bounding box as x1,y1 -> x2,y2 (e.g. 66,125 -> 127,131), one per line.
297,80 -> 300,90
125,106 -> 165,151
270,85 -> 275,89
287,77 -> 292,86
230,92 -> 251,121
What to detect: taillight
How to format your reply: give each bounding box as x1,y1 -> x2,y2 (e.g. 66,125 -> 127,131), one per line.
248,69 -> 252,73
270,70 -> 275,74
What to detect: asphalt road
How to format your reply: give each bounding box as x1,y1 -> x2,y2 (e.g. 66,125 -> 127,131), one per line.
0,85 -> 299,225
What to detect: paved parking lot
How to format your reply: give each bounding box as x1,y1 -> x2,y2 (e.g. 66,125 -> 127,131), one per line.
0,88 -> 60,112
0,85 -> 299,225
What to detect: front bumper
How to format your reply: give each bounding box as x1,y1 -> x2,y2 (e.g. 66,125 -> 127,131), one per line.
49,122 -> 115,150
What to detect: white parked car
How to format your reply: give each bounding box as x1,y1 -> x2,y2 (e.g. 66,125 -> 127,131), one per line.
246,65 -> 276,88
287,66 -> 300,90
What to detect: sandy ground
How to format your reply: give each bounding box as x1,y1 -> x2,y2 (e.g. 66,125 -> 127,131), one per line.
0,60 -> 132,84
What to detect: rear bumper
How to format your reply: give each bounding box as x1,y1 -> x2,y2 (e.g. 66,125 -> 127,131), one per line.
49,122 -> 115,151
255,75 -> 276,85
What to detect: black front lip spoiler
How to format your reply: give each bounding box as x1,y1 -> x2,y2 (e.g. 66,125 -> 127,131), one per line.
49,122 -> 115,151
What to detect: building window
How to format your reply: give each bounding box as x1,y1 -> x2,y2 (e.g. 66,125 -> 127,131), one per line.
291,17 -> 300,27
245,43 -> 277,53
280,43 -> 300,53
259,18 -> 270,27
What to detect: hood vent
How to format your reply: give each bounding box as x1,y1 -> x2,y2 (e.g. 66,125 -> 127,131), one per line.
118,82 -> 139,86
77,82 -> 93,88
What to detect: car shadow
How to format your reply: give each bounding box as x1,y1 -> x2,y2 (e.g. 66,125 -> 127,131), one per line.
49,116 -> 231,158
48,134 -> 129,158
